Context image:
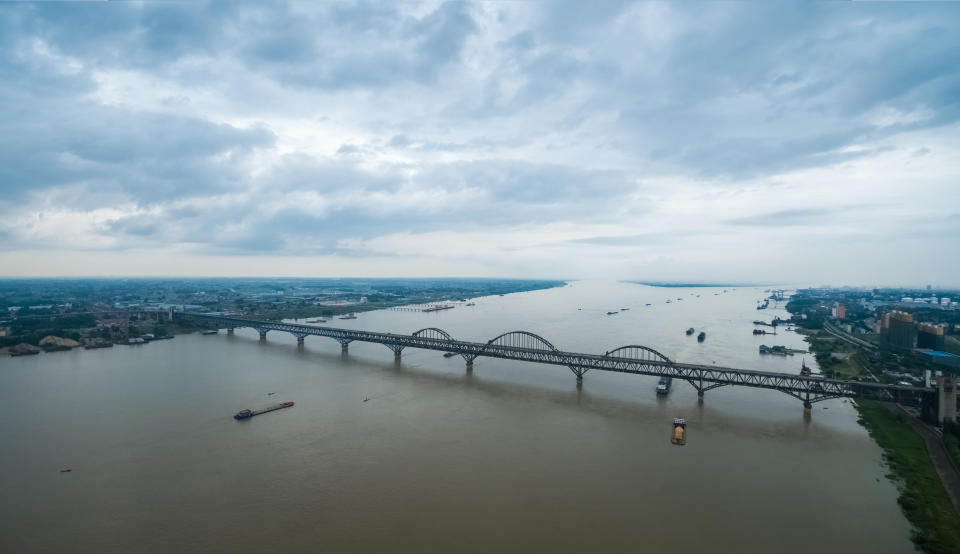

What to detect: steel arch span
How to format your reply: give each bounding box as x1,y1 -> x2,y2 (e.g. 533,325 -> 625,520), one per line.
483,331 -> 585,377
485,331 -> 558,351
604,345 -> 673,363
412,328 -> 454,341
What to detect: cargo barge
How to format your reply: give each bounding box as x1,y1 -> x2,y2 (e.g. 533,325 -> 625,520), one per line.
234,401 -> 295,420
671,418 -> 687,445
423,305 -> 454,312
656,376 -> 672,395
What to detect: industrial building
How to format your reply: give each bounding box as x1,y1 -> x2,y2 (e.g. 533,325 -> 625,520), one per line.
917,322 -> 946,350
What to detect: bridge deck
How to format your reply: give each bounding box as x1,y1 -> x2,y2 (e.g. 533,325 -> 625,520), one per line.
177,313 -> 931,406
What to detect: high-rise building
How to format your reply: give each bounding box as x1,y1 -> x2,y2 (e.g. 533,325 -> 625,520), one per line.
882,311 -> 915,349
836,303 -> 846,320
917,323 -> 946,350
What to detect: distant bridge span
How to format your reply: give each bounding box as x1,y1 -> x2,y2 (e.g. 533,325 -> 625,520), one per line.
175,313 -> 932,412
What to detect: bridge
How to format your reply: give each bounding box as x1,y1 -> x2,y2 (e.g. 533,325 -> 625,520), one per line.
175,313 -> 934,415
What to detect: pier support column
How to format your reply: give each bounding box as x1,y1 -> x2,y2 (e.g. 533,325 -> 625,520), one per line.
341,343 -> 349,354
466,360 -> 473,373
698,390 -> 704,405
227,328 -> 234,335
259,330 -> 268,342
394,351 -> 402,362
937,373 -> 957,424
297,336 -> 305,349
576,375 -> 583,389
803,401 -> 812,417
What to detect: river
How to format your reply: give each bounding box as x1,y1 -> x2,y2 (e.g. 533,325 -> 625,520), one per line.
0,280 -> 913,553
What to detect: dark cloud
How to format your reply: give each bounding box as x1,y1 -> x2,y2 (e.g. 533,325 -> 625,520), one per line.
0,0 -> 957,271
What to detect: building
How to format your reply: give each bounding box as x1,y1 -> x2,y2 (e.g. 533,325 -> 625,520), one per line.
881,310 -> 915,349
836,303 -> 846,320
917,323 -> 946,350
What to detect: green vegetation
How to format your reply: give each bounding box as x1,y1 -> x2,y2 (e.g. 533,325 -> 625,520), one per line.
856,400 -> 960,554
798,329 -> 862,378
945,423 -> 960,470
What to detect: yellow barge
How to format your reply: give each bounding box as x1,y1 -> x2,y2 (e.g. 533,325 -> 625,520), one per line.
671,418 -> 687,446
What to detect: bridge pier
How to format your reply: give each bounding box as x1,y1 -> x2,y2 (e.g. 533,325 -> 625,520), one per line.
937,373 -> 957,425
259,330 -> 268,342
386,345 -> 404,361
296,335 -> 305,348
173,314 -> 927,413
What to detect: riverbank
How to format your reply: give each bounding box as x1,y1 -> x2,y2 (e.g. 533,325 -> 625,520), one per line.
1,281 -> 569,355
855,399 -> 960,553
795,328 -> 863,378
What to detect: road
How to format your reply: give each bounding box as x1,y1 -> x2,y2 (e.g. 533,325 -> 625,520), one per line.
892,404 -> 960,515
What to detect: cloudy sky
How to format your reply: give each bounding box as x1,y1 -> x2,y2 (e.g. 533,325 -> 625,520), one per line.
1,1 -> 958,285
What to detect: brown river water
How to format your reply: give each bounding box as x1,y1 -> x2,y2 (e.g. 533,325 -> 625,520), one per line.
0,281 -> 913,553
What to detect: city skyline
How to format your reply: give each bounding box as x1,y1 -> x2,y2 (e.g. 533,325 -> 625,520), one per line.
1,1 -> 958,285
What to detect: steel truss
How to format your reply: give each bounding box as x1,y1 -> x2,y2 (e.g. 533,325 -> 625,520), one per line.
179,313 -> 930,406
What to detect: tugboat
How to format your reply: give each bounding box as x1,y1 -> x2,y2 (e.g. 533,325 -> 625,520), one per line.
697,331 -> 706,342
656,376 -> 672,395
443,352 -> 456,358
234,401 -> 295,420
671,418 -> 687,445
686,327 -> 695,336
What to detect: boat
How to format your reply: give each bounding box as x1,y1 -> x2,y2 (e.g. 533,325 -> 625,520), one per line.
671,418 -> 687,445
607,311 -> 618,315
759,345 -> 796,356
423,304 -> 454,312
656,376 -> 672,395
621,308 -> 629,311
645,303 -> 651,306
306,318 -> 327,323
338,313 -> 357,320
443,352 -> 456,358
465,302 -> 476,306
234,401 -> 295,420
666,300 -> 671,303
686,328 -> 695,336
697,331 -> 706,342
201,330 -> 218,335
